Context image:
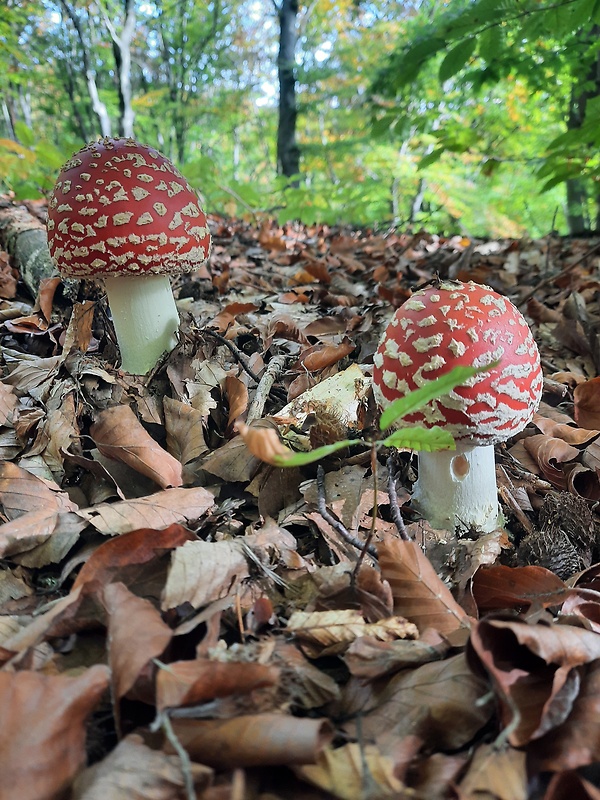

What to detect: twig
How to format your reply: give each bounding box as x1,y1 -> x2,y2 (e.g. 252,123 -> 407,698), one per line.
316,465 -> 378,558
156,711 -> 196,800
386,455 -> 410,540
355,445 -> 379,573
517,239 -> 600,307
246,354 -> 287,423
201,328 -> 261,382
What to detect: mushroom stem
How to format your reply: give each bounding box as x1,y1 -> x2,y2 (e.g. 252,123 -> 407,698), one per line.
412,443 -> 501,533
104,274 -> 180,374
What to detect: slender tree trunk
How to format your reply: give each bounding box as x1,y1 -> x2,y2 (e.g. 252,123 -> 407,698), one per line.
276,0 -> 300,179
104,0 -> 136,137
60,0 -> 112,137
564,28 -> 600,234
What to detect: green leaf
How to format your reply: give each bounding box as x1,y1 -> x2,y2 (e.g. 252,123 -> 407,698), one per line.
439,37 -> 477,83
379,363 -> 493,432
418,148 -> 444,170
381,425 -> 456,452
13,122 -> 34,148
271,438 -> 362,467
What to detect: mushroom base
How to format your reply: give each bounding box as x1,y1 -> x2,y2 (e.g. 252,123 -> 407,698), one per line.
104,274 -> 180,374
412,443 -> 501,534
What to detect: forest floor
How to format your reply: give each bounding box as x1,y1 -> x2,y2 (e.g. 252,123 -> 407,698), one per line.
1,198 -> 600,800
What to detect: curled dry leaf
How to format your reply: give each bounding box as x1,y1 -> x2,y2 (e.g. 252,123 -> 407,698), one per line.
224,374 -> 249,430
458,743 -> 528,800
298,339 -> 356,372
286,609 -> 418,658
235,420 -> 291,465
523,435 -> 580,488
0,665 -> 110,800
90,405 -> 183,489
169,714 -> 333,768
156,658 -> 280,711
469,618 -> 600,747
533,413 -> 600,445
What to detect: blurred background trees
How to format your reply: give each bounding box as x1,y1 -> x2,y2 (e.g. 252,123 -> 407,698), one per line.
1,0 -> 599,237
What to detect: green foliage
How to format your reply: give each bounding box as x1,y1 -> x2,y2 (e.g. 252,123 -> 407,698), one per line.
0,130 -> 68,199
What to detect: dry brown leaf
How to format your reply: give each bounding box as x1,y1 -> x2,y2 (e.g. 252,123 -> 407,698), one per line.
299,340 -> 356,372
523,435 -> 580,487
533,413 -> 600,445
163,396 -> 208,465
0,665 -> 110,800
529,659 -> 600,772
73,524 -> 196,594
169,714 -> 333,768
76,486 -> 215,536
296,743 -> 405,800
156,658 -> 280,711
224,374 -> 249,430
286,609 -> 418,657
72,733 -> 211,800
162,538 -> 250,610
0,461 -> 77,518
234,419 -> 289,465
355,652 -> 493,751
542,770 -> 600,800
469,618 -> 600,747
472,565 -> 569,613
458,743 -> 528,800
90,405 -> 183,489
0,506 -> 86,560
102,582 -> 172,702
344,629 -> 449,679
574,378 -> 600,430
62,300 -> 95,356
0,383 -> 17,427
377,538 -> 470,635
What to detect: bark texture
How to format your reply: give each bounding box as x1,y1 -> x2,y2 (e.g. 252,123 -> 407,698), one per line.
277,0 -> 300,179
0,203 -> 58,299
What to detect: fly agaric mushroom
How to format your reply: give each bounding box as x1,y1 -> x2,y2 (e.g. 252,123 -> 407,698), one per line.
46,137 -> 211,374
373,279 -> 543,533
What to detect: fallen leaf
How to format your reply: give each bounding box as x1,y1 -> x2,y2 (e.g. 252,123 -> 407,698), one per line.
90,405 -> 183,489
156,658 -> 280,711
472,565 -> 569,613
0,665 -> 110,800
377,538 -> 470,635
169,714 -> 333,768
574,377 -> 600,430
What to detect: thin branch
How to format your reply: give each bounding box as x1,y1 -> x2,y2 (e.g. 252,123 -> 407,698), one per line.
157,711 -> 195,800
355,444 -> 379,573
201,328 -> 261,383
386,455 -> 409,540
316,465 -> 377,558
247,355 -> 287,423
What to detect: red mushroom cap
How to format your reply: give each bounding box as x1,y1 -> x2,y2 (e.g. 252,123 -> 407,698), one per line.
372,280 -> 543,445
46,137 -> 211,279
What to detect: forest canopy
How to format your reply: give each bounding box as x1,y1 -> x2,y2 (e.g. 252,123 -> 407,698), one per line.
2,0 -> 600,237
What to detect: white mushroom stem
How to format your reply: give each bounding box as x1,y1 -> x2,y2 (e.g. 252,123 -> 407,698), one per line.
412,443 -> 501,533
104,274 -> 180,374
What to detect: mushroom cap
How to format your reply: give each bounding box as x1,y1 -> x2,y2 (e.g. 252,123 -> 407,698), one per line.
372,280 -> 543,445
46,137 -> 211,279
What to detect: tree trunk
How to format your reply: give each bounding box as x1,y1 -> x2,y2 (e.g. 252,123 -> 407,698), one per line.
60,0 -> 112,137
276,0 -> 300,180
564,29 -> 600,234
105,0 -> 136,138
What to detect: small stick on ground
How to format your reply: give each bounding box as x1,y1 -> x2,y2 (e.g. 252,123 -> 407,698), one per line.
317,465 -> 378,558
387,454 -> 410,540
201,328 -> 261,383
246,354 -> 287,423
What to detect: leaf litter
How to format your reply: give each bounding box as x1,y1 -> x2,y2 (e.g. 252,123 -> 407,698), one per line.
2,205 -> 600,797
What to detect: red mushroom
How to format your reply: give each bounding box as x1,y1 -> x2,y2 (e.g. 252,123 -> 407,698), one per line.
46,137 -> 211,374
373,279 -> 543,533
